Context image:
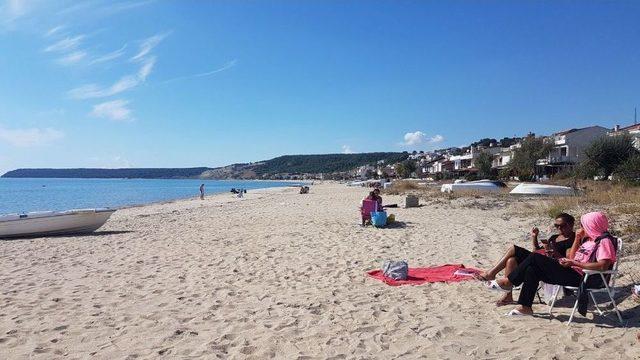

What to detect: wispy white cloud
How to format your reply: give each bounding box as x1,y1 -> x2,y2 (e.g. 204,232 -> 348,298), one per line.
44,34 -> 85,52
163,59 -> 237,84
89,44 -> 127,65
57,50 -> 87,65
137,56 -> 155,80
68,74 -> 140,99
131,32 -> 168,61
91,99 -> 133,121
342,145 -> 354,154
68,33 -> 165,98
45,24 -> 65,37
0,125 -> 64,147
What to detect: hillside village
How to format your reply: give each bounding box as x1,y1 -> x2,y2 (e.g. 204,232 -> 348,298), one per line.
348,122 -> 640,182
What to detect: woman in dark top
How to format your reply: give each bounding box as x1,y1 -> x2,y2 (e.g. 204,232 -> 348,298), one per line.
475,213 -> 576,306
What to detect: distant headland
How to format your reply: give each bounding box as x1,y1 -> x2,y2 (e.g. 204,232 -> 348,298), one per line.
1,152 -> 409,180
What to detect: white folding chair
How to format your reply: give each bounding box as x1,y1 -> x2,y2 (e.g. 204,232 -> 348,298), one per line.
547,237 -> 624,325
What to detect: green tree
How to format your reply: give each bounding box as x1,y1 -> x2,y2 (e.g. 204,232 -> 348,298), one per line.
395,160 -> 417,178
394,163 -> 406,178
581,135 -> 638,179
475,152 -> 494,179
508,136 -> 552,182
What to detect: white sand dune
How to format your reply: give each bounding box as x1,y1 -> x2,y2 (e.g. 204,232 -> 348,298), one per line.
1,183 -> 638,359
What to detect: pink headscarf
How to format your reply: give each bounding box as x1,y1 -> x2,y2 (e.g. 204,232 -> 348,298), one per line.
580,212 -> 609,240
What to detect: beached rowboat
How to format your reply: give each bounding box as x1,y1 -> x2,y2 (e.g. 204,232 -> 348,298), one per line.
509,183 -> 576,196
440,180 -> 507,193
0,208 -> 116,238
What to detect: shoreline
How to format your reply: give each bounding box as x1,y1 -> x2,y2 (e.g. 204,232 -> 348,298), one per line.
116,183 -> 300,211
0,178 -> 312,215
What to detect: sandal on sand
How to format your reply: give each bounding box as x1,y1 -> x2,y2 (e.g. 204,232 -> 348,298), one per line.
485,280 -> 512,293
505,308 -> 532,317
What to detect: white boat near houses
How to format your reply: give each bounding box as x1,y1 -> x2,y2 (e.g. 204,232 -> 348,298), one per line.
440,180 -> 507,193
510,183 -> 576,196
0,208 -> 116,238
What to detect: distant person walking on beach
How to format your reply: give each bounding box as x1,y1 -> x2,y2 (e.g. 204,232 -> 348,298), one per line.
199,184 -> 205,200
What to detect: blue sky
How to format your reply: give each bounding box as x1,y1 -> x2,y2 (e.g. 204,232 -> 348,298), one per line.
1,1 -> 639,173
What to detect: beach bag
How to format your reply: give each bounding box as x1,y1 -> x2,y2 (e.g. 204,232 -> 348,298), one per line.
382,260 -> 409,280
371,210 -> 387,227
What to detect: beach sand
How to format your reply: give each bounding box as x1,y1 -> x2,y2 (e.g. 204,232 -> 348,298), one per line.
1,183 -> 638,359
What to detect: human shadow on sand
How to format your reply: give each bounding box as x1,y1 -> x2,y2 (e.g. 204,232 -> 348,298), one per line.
535,284 -> 640,328
1,230 -> 134,241
363,221 -> 411,229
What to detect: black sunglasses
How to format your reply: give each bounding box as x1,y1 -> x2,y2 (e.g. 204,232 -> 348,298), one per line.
554,223 -> 565,228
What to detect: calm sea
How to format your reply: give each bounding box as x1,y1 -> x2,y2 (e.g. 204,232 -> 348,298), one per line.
0,178 -> 304,215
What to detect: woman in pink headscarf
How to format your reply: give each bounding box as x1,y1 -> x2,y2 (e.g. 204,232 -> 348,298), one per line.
485,211 -> 617,317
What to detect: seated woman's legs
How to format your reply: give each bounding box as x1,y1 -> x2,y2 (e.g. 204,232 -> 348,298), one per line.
479,245 -> 531,280
496,257 -> 518,305
498,253 -> 583,314
479,245 -> 531,305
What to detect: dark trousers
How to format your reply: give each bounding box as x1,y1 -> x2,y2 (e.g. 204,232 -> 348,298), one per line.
512,245 -> 532,264
507,251 -> 602,307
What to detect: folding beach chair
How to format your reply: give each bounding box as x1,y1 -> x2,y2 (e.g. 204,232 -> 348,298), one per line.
547,237 -> 624,325
360,199 -> 378,225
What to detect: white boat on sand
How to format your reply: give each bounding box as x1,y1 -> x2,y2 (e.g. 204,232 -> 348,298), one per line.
0,208 -> 116,238
441,180 -> 507,193
510,183 -> 576,196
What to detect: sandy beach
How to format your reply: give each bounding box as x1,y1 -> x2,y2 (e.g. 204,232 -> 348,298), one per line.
1,182 -> 639,359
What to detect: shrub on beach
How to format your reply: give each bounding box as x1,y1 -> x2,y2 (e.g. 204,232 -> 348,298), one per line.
580,134 -> 638,180
383,180 -> 422,195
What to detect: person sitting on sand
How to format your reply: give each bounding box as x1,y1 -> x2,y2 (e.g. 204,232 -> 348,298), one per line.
486,211 -> 617,316
475,213 -> 576,306
363,190 -> 383,211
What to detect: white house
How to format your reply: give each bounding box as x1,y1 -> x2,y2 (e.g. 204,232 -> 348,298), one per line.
449,153 -> 473,170
355,165 -> 376,180
492,143 -> 521,169
537,126 -> 609,166
609,123 -> 640,150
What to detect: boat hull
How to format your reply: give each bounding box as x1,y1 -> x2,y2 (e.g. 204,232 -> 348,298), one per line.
441,182 -> 503,193
0,209 -> 116,238
509,183 -> 576,196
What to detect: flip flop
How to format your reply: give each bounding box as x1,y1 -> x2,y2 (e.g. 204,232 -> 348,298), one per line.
505,308 -> 533,317
485,280 -> 512,293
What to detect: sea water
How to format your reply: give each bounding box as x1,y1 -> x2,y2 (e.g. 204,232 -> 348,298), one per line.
0,178 -> 304,215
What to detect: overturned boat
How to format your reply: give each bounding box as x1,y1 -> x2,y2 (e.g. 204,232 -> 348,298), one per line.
0,208 -> 116,238
510,183 -> 576,196
441,180 -> 507,193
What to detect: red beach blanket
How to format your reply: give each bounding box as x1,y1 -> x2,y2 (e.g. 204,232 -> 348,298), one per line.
367,264 -> 481,286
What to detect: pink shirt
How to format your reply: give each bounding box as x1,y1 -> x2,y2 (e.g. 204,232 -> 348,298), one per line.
571,238 -> 616,274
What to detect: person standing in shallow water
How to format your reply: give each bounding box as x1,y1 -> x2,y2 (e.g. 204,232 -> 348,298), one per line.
199,184 -> 205,200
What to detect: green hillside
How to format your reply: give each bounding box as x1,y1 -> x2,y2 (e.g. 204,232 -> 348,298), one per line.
252,153 -> 408,175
